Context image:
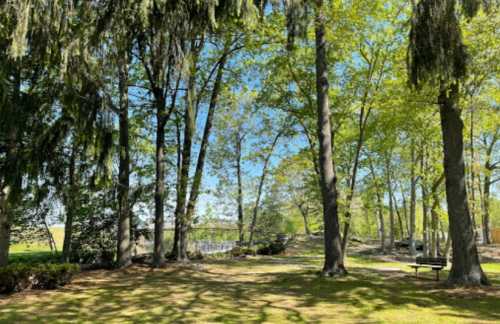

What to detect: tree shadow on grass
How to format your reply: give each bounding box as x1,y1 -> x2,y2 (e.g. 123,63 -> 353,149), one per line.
0,262 -> 499,323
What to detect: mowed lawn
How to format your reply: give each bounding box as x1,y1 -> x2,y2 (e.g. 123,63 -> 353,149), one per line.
9,227 -> 65,254
1,238 -> 499,323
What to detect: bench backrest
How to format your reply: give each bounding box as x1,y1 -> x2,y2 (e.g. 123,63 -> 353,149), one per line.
416,257 -> 447,266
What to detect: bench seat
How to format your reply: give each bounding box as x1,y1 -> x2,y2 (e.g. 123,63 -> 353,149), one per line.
409,257 -> 447,281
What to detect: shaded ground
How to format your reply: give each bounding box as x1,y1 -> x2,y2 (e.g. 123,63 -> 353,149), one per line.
1,238 -> 499,323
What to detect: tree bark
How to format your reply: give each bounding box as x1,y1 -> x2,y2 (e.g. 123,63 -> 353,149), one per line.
421,152 -> 430,257
438,81 -> 488,286
297,203 -> 311,236
0,185 -> 11,267
409,142 -> 417,255
315,0 -> 346,276
482,175 -> 492,244
369,158 -> 385,253
172,116 -> 183,257
62,143 -> 77,262
182,48 -> 228,256
0,70 -> 21,267
153,92 -> 167,267
469,106 -> 478,237
116,50 -> 131,268
385,157 -> 395,250
248,130 -> 282,246
393,193 -> 405,240
236,134 -> 245,245
481,130 -> 498,245
176,46 -> 199,262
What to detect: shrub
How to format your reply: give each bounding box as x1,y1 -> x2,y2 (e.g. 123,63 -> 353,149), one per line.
0,263 -> 79,294
231,247 -> 257,257
257,241 -> 286,255
32,264 -> 80,290
0,264 -> 32,294
9,252 -> 62,265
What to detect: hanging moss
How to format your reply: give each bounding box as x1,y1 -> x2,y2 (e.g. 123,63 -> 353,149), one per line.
408,0 -> 496,87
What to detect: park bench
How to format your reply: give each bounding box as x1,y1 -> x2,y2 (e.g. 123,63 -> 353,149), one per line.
409,257 -> 447,281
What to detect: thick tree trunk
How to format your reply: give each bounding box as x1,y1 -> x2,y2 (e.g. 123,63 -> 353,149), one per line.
236,136 -> 245,245
62,144 -> 77,262
116,51 -> 131,268
177,58 -> 197,262
315,1 -> 346,276
0,71 -> 21,267
438,82 -> 488,286
0,185 -> 11,267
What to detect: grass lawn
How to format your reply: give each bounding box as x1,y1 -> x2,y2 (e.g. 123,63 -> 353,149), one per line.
9,227 -> 65,254
1,239 -> 499,323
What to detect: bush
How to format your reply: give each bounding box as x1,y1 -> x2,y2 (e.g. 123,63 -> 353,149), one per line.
70,249 -> 115,269
0,263 -> 79,294
0,264 -> 32,294
257,241 -> 286,256
9,252 -> 62,265
32,264 -> 80,290
231,247 -> 257,257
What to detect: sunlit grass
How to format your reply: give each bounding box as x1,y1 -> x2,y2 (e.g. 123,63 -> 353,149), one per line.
9,228 -> 64,254
1,237 -> 499,323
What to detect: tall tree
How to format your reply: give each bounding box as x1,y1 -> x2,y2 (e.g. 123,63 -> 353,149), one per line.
408,0 -> 493,285
314,0 -> 346,276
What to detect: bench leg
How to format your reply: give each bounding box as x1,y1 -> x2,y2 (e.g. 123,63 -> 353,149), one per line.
436,270 -> 439,281
415,268 -> 418,279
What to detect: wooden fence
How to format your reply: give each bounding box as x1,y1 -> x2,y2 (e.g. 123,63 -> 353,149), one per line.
492,229 -> 500,244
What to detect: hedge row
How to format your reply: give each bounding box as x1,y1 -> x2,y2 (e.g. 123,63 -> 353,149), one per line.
0,263 -> 80,294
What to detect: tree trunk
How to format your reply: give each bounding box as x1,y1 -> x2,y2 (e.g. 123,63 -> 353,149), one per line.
399,182 -> 411,237
177,51 -> 198,262
172,116 -> 182,257
409,142 -> 417,255
375,191 -> 385,253
469,107 -> 478,237
482,175 -> 491,244
0,185 -> 11,267
116,50 -> 131,268
438,81 -> 488,286
386,158 -> 395,250
62,144 -> 77,262
298,203 -> 311,236
0,71 -> 21,267
248,130 -> 282,246
183,49 -> 228,252
422,192 -> 429,257
153,93 -> 167,267
481,128 -> 497,245
393,193 -> 405,240
369,158 -> 385,253
431,193 -> 439,257
236,135 -> 245,245
315,1 -> 346,276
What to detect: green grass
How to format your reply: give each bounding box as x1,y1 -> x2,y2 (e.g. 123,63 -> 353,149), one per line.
9,228 -> 65,254
1,238 -> 499,323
